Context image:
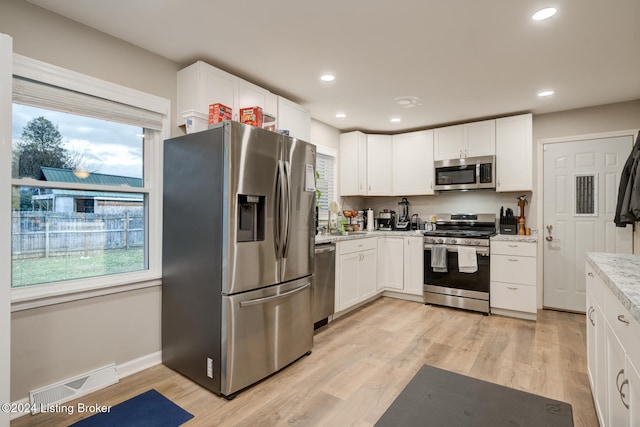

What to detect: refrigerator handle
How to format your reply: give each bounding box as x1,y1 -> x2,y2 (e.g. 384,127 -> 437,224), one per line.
238,282 -> 311,307
274,161 -> 282,257
282,160 -> 291,259
276,160 -> 288,260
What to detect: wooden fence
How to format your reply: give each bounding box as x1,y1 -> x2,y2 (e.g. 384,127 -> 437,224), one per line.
11,211 -> 144,259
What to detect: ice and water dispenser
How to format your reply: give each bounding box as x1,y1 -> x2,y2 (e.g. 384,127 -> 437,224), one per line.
237,194 -> 265,242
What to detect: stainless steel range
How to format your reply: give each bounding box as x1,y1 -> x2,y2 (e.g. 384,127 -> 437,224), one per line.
423,213 -> 496,314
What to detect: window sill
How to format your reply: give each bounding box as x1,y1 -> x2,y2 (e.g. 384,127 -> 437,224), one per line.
11,271 -> 162,312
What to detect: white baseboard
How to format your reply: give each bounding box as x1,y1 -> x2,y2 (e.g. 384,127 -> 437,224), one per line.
381,290 -> 423,303
10,350 -> 162,421
491,307 -> 537,321
116,351 -> 162,379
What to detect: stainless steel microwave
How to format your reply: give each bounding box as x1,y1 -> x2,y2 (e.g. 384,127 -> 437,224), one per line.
433,155 -> 496,191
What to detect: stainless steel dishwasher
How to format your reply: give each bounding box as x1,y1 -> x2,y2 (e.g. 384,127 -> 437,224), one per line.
313,243 -> 335,329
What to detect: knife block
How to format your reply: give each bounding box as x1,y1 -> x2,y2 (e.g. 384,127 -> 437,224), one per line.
500,217 -> 518,235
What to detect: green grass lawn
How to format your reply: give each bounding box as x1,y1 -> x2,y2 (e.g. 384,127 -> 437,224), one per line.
11,248 -> 145,287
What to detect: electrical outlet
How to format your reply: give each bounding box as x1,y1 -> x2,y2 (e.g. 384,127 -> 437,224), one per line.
207,358 -> 213,378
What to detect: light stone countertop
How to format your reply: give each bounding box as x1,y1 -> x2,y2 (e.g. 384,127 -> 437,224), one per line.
586,252 -> 640,324
491,230 -> 538,243
315,230 -> 425,244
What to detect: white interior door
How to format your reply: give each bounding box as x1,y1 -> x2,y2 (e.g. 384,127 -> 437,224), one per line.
1,32 -> 12,426
543,135 -> 633,312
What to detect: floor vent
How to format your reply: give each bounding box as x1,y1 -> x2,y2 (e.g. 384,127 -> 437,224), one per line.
28,364 -> 119,414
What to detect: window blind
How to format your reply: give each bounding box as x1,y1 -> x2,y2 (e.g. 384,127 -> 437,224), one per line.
12,77 -> 164,130
316,152 -> 336,216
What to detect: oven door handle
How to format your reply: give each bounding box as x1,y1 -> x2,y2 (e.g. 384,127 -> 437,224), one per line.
423,244 -> 490,256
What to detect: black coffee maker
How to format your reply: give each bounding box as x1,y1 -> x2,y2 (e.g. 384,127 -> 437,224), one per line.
396,198 -> 411,231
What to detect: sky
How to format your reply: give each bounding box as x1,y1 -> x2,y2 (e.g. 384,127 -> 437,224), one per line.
12,104 -> 144,179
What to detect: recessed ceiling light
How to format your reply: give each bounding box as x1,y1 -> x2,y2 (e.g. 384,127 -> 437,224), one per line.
532,7 -> 557,20
336,113 -> 347,118
538,90 -> 555,97
394,96 -> 422,108
320,74 -> 335,82
390,118 -> 401,123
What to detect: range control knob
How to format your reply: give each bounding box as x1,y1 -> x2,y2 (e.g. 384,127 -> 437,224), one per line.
464,239 -> 472,245
450,239 -> 457,244
473,240 -> 480,246
436,238 -> 444,244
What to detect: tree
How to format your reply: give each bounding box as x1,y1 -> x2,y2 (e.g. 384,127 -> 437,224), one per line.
15,116 -> 72,178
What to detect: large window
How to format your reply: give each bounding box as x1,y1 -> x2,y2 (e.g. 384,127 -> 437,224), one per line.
9,55 -> 168,307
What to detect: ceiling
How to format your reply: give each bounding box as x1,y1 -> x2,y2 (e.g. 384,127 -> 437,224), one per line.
26,0 -> 640,133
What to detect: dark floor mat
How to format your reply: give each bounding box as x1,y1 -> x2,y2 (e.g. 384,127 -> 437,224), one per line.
375,364 -> 573,427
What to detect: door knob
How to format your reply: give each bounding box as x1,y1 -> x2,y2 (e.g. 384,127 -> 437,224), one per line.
546,225 -> 553,242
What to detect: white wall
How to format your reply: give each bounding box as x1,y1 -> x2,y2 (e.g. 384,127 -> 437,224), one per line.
1,0 -> 178,400
310,118 -> 340,151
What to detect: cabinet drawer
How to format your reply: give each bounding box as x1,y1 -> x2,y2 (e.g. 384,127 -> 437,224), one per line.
490,254 -> 536,285
491,241 -> 537,257
491,281 -> 536,313
585,263 -> 605,303
339,238 -> 377,255
604,286 -> 640,362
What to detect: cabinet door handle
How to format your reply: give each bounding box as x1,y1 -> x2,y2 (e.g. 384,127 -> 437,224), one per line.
508,244 -> 519,248
507,258 -> 519,262
616,369 -> 625,392
617,314 -> 630,325
620,379 -> 630,410
616,369 -> 630,409
587,272 -> 594,277
507,287 -> 518,290
587,306 -> 595,326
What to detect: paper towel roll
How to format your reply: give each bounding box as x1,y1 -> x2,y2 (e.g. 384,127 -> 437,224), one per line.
367,209 -> 374,231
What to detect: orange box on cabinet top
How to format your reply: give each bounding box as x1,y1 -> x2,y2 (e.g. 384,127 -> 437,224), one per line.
208,103 -> 232,125
240,106 -> 263,128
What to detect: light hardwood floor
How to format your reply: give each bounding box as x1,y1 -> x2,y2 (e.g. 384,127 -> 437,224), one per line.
12,297 -> 597,426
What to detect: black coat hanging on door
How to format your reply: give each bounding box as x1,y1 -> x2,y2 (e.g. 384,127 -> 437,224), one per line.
614,132 -> 640,227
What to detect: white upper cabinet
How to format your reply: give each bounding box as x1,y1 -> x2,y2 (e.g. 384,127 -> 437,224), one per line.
339,131 -> 368,196
236,78 -> 274,119
495,113 -> 533,192
433,124 -> 463,160
177,61 -> 276,126
367,134 -> 393,196
434,119 -> 495,161
393,130 -> 434,195
277,96 -> 311,141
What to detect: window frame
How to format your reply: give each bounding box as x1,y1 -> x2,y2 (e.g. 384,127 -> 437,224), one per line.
9,54 -> 170,311
315,145 -> 337,222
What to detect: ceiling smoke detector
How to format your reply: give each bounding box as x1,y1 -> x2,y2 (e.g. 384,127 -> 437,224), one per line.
394,96 -> 422,108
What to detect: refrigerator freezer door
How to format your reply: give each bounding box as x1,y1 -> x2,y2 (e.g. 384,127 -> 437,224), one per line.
280,137 -> 316,283
225,122 -> 282,295
221,276 -> 313,396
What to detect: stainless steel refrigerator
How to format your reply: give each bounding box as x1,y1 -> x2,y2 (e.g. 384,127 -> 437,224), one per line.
162,121 -> 315,398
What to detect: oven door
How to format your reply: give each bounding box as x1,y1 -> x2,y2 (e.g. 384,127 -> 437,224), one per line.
423,244 -> 490,309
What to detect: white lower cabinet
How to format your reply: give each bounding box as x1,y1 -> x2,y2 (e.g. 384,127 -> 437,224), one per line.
376,236 -> 424,296
489,240 -> 537,319
377,237 -> 404,290
586,262 -> 640,426
403,236 -> 424,296
628,357 -> 640,426
606,324 -> 629,426
336,238 -> 378,312
586,278 -> 607,426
